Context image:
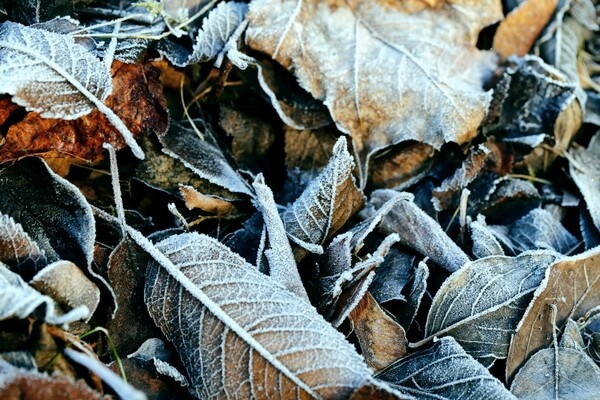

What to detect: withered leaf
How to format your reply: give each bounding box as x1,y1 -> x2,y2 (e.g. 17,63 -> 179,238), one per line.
160,121 -> 254,198
469,215 -> 505,259
506,247 -> 600,381
424,251 -> 560,366
0,359 -> 105,400
30,260 -> 100,322
246,0 -> 502,183
489,208 -> 578,255
349,292 -> 407,372
144,232 -> 372,399
0,263 -> 88,325
3,0 -> 73,25
510,347 -> 600,399
0,212 -> 47,279
370,246 -> 415,305
396,259 -> 429,330
493,0 -> 558,58
0,21 -> 143,158
570,132 -> 600,231
365,189 -> 469,273
377,337 -> 515,399
0,158 -> 95,270
282,137 -> 364,261
0,61 -> 167,163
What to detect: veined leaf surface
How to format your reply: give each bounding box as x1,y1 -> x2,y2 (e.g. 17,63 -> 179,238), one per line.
144,232 -> 372,399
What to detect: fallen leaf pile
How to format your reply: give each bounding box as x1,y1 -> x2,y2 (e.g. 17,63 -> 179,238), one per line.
1,0 -> 600,399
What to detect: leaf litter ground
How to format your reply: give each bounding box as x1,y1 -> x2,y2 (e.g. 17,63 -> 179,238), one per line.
1,0 -> 600,399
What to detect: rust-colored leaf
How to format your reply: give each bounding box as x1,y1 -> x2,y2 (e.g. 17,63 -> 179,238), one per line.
349,292 -> 407,372
0,61 -> 168,164
493,0 -> 559,58
506,247 -> 600,382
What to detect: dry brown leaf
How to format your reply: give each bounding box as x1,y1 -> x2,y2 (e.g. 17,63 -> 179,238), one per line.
0,61 -> 168,164
284,127 -> 340,173
179,184 -> 240,217
246,0 -> 502,183
506,247 -> 600,382
349,292 -> 407,372
369,142 -> 436,190
0,359 -> 105,400
493,0 -> 559,58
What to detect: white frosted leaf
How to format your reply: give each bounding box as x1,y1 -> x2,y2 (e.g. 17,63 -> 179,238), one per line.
511,347 -> 600,399
570,132 -> 600,231
282,137 -> 364,261
189,1 -> 248,66
424,251 -> 560,366
0,21 -> 144,157
252,174 -> 309,301
0,21 -> 111,119
144,232 -> 372,399
377,337 -> 515,400
469,215 -> 505,258
367,189 -> 469,273
246,0 -> 502,183
0,212 -> 47,277
0,262 -> 88,325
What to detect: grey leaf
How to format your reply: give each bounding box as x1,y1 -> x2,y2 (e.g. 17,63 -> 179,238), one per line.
0,21 -> 143,157
189,1 -> 248,65
371,246 -> 415,305
469,215 -> 505,258
377,337 -> 515,399
511,347 -> 600,399
423,251 -> 560,366
570,132 -> 600,231
0,351 -> 37,369
0,212 -> 47,279
160,121 -> 253,198
282,136 -> 365,261
365,189 -> 469,273
91,20 -> 166,64
489,208 -> 578,255
396,258 -> 429,330
144,232 -> 372,399
0,262 -> 88,325
0,158 -> 94,270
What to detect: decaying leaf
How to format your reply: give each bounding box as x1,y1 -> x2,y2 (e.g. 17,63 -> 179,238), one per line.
3,0 -> 73,25
0,263 -> 89,325
510,346 -> 600,399
0,21 -> 143,158
365,189 -> 469,273
0,60 -> 168,164
0,359 -> 105,400
423,251 -> 560,366
30,260 -> 100,321
469,215 -> 505,259
506,247 -> 600,381
349,292 -> 407,372
377,337 -> 515,399
179,185 -> 240,217
246,0 -> 502,183
144,232 -> 372,399
0,157 -> 95,270
0,212 -> 47,279
570,132 -> 600,231
493,0 -> 558,58
282,137 -> 364,261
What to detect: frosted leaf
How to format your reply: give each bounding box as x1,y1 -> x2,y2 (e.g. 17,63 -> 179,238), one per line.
397,258 -> 429,330
423,251 -> 560,366
282,137 -> 364,261
160,121 -> 253,197
0,262 -> 89,325
0,212 -> 47,279
4,0 -> 73,25
377,337 -> 515,399
0,21 -> 143,157
570,132 -> 600,231
489,208 -> 578,255
506,247 -> 600,381
370,246 -> 415,305
469,215 -> 505,258
510,347 -> 600,399
0,351 -> 37,369
189,1 -> 249,68
366,189 -> 469,273
91,20 -> 166,64
30,260 -> 100,322
144,232 -> 372,399
252,174 -> 309,301
246,0 -> 502,184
